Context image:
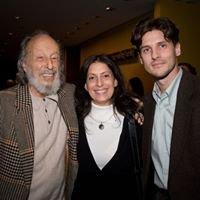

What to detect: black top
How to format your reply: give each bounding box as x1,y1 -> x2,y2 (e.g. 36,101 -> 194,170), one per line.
72,117 -> 140,200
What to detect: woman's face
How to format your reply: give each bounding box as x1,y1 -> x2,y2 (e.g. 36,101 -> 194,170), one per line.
85,61 -> 118,106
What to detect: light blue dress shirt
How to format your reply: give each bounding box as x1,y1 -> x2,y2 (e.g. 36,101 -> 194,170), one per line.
151,68 -> 183,189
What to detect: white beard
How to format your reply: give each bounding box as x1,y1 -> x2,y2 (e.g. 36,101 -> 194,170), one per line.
26,69 -> 61,96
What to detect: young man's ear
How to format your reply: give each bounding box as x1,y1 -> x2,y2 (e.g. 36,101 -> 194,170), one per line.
139,54 -> 143,65
175,42 -> 181,57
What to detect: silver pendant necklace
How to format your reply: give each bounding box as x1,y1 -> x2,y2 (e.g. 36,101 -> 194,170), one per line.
89,114 -> 114,130
99,123 -> 104,130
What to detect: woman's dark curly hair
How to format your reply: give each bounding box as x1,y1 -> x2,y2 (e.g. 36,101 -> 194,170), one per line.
75,54 -> 138,122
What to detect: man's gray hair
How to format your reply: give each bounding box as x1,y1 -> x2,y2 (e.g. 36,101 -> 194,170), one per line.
17,30 -> 65,85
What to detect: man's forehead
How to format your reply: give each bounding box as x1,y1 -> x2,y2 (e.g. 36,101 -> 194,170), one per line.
141,30 -> 168,45
26,34 -> 59,53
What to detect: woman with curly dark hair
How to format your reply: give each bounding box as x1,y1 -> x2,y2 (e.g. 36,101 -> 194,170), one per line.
72,55 -> 143,200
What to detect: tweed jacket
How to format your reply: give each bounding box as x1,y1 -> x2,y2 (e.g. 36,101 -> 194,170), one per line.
142,70 -> 200,200
0,83 -> 79,200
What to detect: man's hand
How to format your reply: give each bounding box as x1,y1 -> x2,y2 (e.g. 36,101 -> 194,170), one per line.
134,112 -> 144,125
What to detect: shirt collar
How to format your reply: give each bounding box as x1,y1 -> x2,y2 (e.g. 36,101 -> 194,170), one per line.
152,68 -> 183,105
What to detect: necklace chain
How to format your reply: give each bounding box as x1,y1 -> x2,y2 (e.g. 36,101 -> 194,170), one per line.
89,114 -> 114,130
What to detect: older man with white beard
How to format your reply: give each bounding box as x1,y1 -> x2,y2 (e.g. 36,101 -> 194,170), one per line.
0,31 -> 78,200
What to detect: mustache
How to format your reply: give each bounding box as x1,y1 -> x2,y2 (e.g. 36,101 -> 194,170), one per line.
40,69 -> 57,75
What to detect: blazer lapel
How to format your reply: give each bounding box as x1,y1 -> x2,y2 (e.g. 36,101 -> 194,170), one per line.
57,85 -> 78,162
169,71 -> 194,182
14,84 -> 34,187
58,88 -> 74,131
57,85 -> 78,132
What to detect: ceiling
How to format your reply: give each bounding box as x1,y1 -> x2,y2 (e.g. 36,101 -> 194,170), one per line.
0,0 -> 155,60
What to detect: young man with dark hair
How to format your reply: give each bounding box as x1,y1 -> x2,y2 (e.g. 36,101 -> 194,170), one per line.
131,17 -> 200,200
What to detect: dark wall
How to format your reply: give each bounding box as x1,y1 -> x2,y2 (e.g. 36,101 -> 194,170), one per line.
65,46 -> 80,85
0,56 -> 17,90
